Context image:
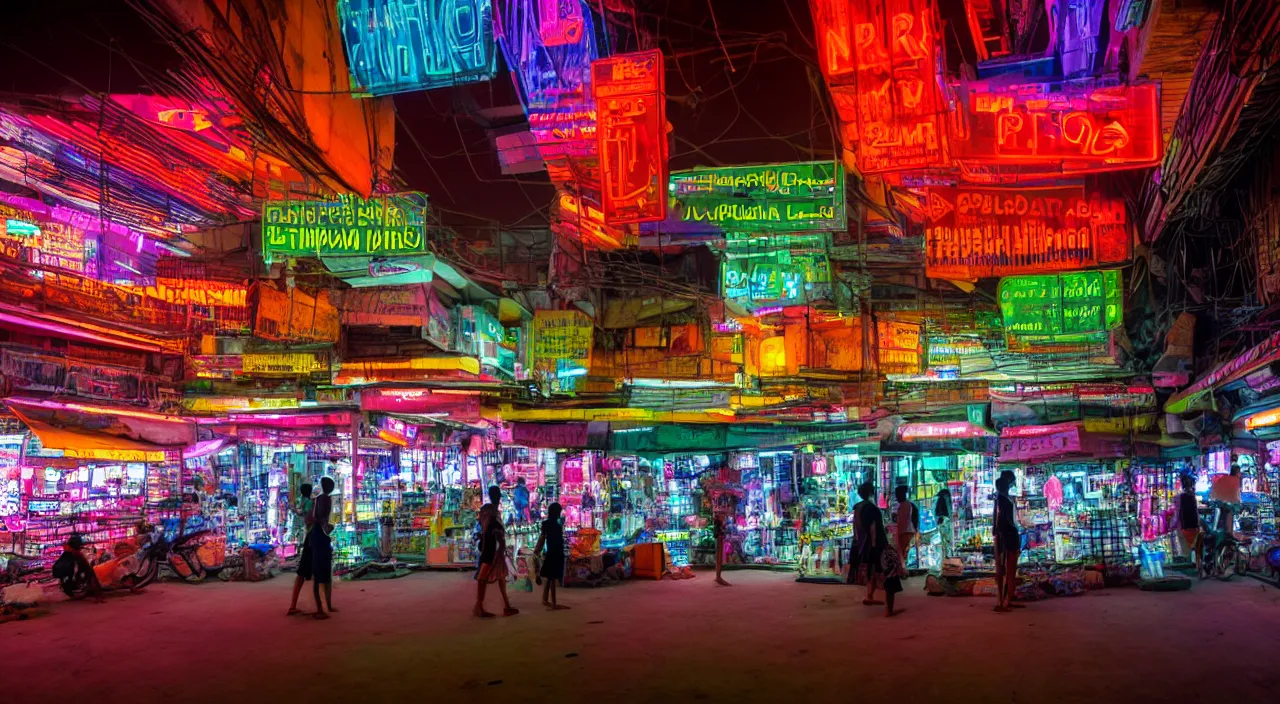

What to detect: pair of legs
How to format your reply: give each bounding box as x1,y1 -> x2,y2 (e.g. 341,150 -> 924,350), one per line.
714,537 -> 730,586
994,547 -> 1022,612
895,533 -> 914,569
311,579 -> 335,619
1181,529 -> 1203,573
474,562 -> 517,617
287,574 -> 309,614
540,576 -> 568,609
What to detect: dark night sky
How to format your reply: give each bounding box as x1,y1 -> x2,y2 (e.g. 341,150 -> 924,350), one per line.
0,0 -> 836,228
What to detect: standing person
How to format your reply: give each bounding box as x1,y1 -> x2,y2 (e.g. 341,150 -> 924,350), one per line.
893,485 -> 919,569
1177,474 -> 1203,574
286,482 -> 314,616
513,477 -> 531,523
474,504 -> 519,618
993,475 -> 1022,613
534,502 -> 568,610
309,477 -> 337,620
935,487 -> 953,558
1210,463 -> 1243,533
853,482 -> 885,607
713,514 -> 731,586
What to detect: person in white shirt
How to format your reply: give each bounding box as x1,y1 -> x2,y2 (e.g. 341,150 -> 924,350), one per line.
893,485 -> 918,569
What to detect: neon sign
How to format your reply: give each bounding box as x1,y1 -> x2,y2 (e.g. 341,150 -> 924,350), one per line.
924,185 -> 1130,280
261,193 -> 428,264
951,81 -> 1161,174
848,0 -> 948,173
722,245 -> 832,309
661,162 -> 846,233
337,0 -> 497,96
998,269 -> 1122,340
899,421 -> 991,441
810,0 -> 857,85
538,0 -> 583,45
592,49 -> 668,225
878,320 -> 922,375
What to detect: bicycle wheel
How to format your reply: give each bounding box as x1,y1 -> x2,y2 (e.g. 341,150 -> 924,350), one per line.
1217,544 -> 1238,581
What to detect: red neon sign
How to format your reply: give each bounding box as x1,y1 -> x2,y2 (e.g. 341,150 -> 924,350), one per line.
848,0 -> 949,173
924,185 -> 1131,280
538,0 -> 584,46
810,0 -> 857,85
951,81 -> 1161,174
591,49 -> 668,225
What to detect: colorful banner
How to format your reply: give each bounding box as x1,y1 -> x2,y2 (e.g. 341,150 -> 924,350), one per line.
261,193 -> 428,264
337,0 -> 497,96
998,270 -> 1122,340
659,162 -> 846,233
532,309 -> 593,390
877,321 -> 922,375
511,422 -> 588,448
338,285 -> 431,327
361,388 -> 481,419
951,81 -> 1161,174
241,352 -> 331,377
997,422 -> 1083,462
924,185 -> 1130,280
592,49 -> 667,225
255,285 -> 341,343
845,0 -> 948,173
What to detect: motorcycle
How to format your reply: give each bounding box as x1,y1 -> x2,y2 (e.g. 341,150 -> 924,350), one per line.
54,532 -> 167,599
163,530 -> 227,583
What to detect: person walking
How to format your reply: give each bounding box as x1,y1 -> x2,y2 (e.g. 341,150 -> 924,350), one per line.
934,487 -> 953,558
992,474 -> 1022,613
893,485 -> 919,569
534,502 -> 568,610
1177,474 -> 1203,574
713,514 -> 731,586
286,482 -> 314,616
474,504 -> 518,618
309,477 -> 337,620
852,481 -> 885,607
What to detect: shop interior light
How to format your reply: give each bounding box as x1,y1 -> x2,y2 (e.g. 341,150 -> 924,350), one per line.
1246,407 -> 1280,431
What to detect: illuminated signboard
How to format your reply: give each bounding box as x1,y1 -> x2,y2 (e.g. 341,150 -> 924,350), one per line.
924,185 -> 1130,280
337,0 -> 497,96
495,0 -> 601,158
592,49 -> 668,225
662,162 -> 846,233
722,243 -> 832,309
532,309 -> 593,392
538,0 -> 583,45
255,285 -> 342,344
809,0 -> 857,85
951,81 -> 1161,174
998,270 -> 1122,340
241,353 -> 331,377
847,0 -> 948,173
261,193 -> 428,264
878,320 -> 922,375
0,198 -> 92,274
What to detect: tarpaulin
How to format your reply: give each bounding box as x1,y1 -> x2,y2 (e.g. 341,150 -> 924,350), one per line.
6,397 -> 195,447
18,416 -> 168,463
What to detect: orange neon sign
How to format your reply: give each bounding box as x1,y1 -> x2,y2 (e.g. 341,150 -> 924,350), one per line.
592,49 -> 668,225
951,81 -> 1161,174
810,0 -> 857,84
846,0 -> 948,174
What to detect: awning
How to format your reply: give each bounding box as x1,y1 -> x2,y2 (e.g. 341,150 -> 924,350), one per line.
1165,330 -> 1280,414
21,417 -> 168,463
5,397 -> 195,447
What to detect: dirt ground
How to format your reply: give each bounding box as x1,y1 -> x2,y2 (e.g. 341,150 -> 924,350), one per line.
4,569 -> 1280,703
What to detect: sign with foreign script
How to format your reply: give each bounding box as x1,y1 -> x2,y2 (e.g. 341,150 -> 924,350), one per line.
592,49 -> 667,225
255,285 -> 341,343
810,0 -> 857,86
338,285 -> 431,327
951,81 -> 1161,174
877,320 -> 923,375
532,309 -> 593,392
722,245 -> 832,309
261,193 -> 428,264
997,423 -> 1083,462
662,162 -> 846,233
337,0 -> 497,96
998,270 -> 1122,340
847,0 -> 948,173
537,0 -> 583,46
241,353 -> 331,377
924,186 -> 1130,280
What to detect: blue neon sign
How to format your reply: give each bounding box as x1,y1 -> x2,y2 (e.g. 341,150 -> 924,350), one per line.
338,0 -> 497,96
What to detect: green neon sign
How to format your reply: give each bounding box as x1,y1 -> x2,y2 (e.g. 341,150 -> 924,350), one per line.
722,242 -> 832,308
998,270 -> 1122,339
667,161 -> 846,232
262,192 -> 428,264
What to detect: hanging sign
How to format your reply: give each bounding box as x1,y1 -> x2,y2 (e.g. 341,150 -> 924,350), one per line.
951,81 -> 1161,174
532,309 -> 593,390
809,0 -> 857,86
592,49 -> 667,225
997,422 -> 1083,462
846,0 -> 948,173
660,162 -> 846,233
722,246 -> 832,309
361,388 -> 481,420
998,270 -> 1122,340
255,285 -> 341,343
338,285 -> 431,327
337,0 -> 497,96
241,352 -> 331,377
261,193 -> 428,265
537,0 -> 584,46
512,422 -> 589,448
877,320 -> 923,375
924,185 -> 1130,280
